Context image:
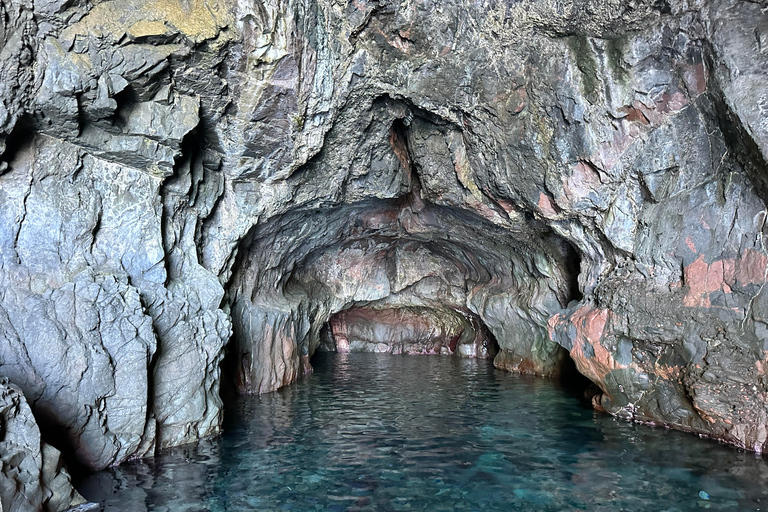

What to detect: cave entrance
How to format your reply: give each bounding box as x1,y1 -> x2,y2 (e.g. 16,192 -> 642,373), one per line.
224,186 -> 593,399
315,306 -> 499,359
311,306 -> 594,406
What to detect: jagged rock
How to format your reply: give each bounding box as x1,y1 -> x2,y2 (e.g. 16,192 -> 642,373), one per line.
0,378 -> 82,512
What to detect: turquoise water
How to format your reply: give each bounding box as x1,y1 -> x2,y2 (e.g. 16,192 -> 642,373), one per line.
79,353 -> 768,511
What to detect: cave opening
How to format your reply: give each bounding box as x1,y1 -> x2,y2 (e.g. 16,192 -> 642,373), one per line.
312,307 -> 502,359
308,306 -> 594,400
306,305 -> 597,400
222,192 -> 597,398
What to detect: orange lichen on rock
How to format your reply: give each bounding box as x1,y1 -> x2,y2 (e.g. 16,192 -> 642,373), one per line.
652,364 -> 682,381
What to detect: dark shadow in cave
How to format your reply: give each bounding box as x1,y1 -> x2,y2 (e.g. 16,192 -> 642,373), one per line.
316,321 -> 337,354
558,353 -> 600,408
0,115 -> 36,170
559,238 -> 583,304
33,407 -> 93,484
484,328 -> 501,360
219,344 -> 241,404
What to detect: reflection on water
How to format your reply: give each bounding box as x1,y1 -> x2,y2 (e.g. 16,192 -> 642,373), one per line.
78,353 -> 768,511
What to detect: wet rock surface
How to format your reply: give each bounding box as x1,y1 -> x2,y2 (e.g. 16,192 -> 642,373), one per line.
0,0 -> 767,494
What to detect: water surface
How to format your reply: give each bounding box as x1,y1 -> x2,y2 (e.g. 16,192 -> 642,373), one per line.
79,353 -> 768,511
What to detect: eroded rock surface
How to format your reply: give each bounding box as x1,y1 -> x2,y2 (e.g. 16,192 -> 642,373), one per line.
0,378 -> 83,512
0,0 -> 767,484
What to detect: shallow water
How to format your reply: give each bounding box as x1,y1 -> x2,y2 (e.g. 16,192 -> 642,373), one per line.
79,353 -> 768,511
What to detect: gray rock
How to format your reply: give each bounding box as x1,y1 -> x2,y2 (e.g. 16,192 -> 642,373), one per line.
0,378 -> 82,512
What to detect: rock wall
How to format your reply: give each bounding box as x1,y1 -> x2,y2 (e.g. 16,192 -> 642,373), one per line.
0,378 -> 83,512
0,0 -> 768,492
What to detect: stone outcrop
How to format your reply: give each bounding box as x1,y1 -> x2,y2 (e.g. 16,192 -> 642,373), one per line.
1,0 -> 768,495
0,378 -> 83,512
1,0 -> 232,475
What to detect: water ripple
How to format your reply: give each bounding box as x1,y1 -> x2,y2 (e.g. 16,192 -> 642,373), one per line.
79,353 -> 768,511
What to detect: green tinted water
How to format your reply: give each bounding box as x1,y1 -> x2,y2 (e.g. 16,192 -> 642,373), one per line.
79,353 -> 768,511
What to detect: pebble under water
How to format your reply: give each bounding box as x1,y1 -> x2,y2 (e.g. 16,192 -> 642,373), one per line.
79,353 -> 768,511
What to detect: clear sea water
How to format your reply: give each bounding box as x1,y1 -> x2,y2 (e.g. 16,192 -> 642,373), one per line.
78,353 -> 768,511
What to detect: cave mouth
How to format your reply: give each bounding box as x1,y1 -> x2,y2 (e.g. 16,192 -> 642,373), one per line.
317,306 -> 500,358
224,190 -> 593,397
307,305 -> 595,403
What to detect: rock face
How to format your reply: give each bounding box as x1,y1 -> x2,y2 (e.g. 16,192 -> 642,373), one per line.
0,378 -> 82,512
1,0 -> 232,473
1,0 -> 768,488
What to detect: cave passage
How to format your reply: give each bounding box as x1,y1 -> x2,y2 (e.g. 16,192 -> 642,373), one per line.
321,307 -> 499,358
217,99 -> 598,402
224,187 -> 588,396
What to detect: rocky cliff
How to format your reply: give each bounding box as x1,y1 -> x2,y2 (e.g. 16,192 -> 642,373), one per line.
1,0 -> 768,507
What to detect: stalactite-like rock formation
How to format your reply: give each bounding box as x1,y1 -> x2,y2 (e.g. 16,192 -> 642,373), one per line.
1,0 -> 768,508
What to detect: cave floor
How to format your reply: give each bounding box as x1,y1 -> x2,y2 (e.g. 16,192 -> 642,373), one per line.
78,354 -> 768,511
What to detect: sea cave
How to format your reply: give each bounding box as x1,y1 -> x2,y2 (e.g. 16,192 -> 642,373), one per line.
1,0 -> 768,510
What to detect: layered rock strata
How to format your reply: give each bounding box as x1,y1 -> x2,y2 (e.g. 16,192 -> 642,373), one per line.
0,1 -> 767,498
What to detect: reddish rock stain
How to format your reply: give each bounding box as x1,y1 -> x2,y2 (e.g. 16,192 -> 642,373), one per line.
683,62 -> 707,96
550,306 -> 622,384
683,249 -> 767,307
560,161 -> 602,206
618,105 -> 650,125
537,192 -> 558,218
684,255 -> 729,307
736,248 -> 768,286
389,124 -> 411,173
